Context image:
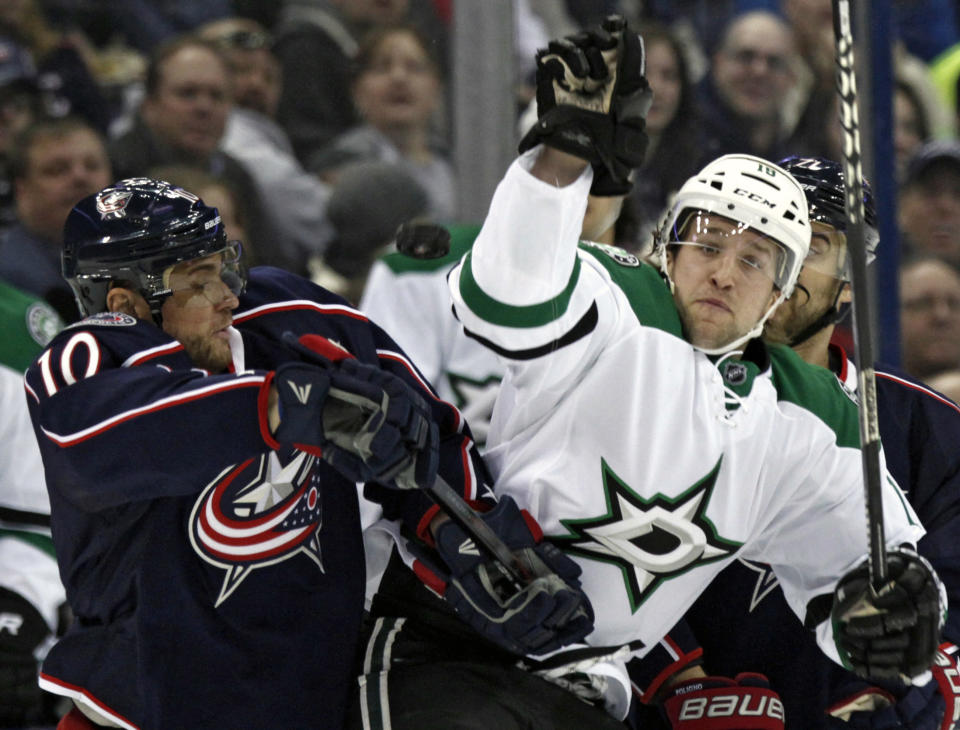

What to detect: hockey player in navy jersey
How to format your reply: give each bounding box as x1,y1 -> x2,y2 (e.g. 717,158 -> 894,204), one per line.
23,178 -> 593,729
628,158 -> 960,729
348,16 -> 947,730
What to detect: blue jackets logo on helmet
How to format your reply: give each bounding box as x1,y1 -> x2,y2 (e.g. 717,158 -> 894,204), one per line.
95,190 -> 134,218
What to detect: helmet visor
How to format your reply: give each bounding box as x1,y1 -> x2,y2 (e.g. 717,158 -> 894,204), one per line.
671,210 -> 788,290
161,240 -> 247,307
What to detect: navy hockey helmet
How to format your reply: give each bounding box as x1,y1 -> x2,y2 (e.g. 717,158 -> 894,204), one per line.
777,156 -> 879,272
62,177 -> 245,319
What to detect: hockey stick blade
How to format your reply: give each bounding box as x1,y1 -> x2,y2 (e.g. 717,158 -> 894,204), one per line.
427,474 -> 531,590
833,0 -> 888,589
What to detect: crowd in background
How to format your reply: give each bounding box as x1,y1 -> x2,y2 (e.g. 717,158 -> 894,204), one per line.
4,0 -> 960,726
0,0 -> 958,389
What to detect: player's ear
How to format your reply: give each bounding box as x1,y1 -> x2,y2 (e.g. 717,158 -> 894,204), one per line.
106,287 -> 149,318
766,287 -> 780,310
839,282 -> 852,305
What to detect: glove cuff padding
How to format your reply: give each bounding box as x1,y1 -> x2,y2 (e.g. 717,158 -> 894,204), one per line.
661,673 -> 785,729
832,548 -> 946,681
933,642 -> 960,730
271,356 -> 439,489
416,496 -> 595,656
521,14 -> 651,196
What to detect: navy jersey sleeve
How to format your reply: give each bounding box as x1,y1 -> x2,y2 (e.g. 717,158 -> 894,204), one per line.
235,267 -> 494,539
24,320 -> 272,512
876,367 -> 960,643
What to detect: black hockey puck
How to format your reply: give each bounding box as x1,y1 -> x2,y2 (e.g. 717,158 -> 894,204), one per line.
395,222 -> 451,259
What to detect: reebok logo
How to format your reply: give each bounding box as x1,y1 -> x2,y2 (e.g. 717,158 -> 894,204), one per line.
0,613 -> 23,635
459,538 -> 480,556
287,380 -> 312,405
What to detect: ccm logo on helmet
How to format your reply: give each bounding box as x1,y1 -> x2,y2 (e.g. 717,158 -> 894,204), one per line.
732,187 -> 776,209
677,694 -> 785,721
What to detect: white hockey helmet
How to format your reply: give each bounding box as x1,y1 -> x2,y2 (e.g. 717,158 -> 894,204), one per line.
655,154 -> 812,354
656,154 -> 811,298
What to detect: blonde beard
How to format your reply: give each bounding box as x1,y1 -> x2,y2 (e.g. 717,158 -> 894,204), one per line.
180,334 -> 233,373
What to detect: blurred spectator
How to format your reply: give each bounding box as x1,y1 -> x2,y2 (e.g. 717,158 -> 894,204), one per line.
898,140 -> 960,267
900,255 -> 960,381
892,0 -> 959,63
785,0 -> 953,158
0,0 -> 110,132
893,78 -> 933,181
627,23 -> 701,252
309,160 -> 428,306
273,0 -> 416,165
198,17 -> 335,276
926,369 -> 960,403
310,24 -> 454,222
108,36 -> 271,267
0,36 -> 46,229
698,10 -> 799,162
147,163 -> 250,262
0,116 -> 111,322
96,0 -> 231,54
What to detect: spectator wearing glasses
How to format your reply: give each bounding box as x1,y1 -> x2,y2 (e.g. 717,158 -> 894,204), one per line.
697,10 -> 799,164
900,254 -> 960,382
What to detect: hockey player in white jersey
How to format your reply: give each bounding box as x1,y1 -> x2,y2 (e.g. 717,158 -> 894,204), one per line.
349,16 -> 945,729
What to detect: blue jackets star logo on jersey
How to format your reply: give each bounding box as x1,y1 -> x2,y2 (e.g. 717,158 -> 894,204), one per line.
554,457 -> 742,613
188,450 -> 324,606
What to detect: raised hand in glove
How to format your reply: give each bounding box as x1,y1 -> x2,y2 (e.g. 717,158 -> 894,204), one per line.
519,14 -> 652,196
827,643 -> 960,729
264,333 -> 439,490
661,673 -> 785,729
832,548 -> 946,683
411,495 -> 594,656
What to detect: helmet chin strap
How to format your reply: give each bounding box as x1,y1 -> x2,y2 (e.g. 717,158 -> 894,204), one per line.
785,278 -> 847,348
694,290 -> 787,356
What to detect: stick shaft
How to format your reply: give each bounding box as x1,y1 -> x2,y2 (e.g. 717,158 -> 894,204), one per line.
832,0 -> 888,588
427,474 -> 529,587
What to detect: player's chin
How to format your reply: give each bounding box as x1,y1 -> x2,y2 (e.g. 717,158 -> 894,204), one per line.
186,337 -> 233,373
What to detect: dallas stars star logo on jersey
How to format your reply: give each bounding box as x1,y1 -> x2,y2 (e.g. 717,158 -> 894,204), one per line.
554,457 -> 742,613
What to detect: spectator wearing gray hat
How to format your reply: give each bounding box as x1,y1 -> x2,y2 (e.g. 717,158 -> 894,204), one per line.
899,139 -> 960,267
308,160 -> 429,305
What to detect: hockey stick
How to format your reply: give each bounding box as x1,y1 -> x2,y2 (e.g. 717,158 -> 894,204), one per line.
426,474 -> 530,589
832,0 -> 888,589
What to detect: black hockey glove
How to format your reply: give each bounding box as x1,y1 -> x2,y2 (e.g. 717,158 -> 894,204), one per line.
268,336 -> 438,490
826,642 -> 960,729
412,495 -> 594,656
518,14 -> 651,196
832,548 -> 946,682
661,673 -> 785,729
0,586 -> 50,726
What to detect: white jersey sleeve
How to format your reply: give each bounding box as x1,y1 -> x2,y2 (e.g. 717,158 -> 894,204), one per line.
361,259 -> 450,384
449,149 -> 621,430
